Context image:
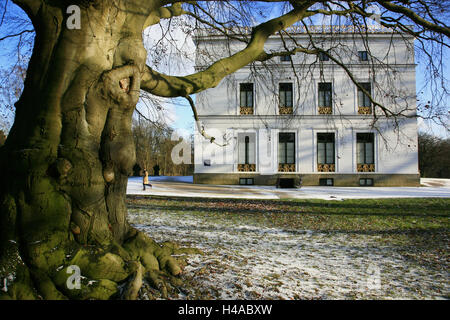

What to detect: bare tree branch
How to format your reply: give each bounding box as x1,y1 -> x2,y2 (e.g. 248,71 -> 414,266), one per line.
0,29 -> 33,41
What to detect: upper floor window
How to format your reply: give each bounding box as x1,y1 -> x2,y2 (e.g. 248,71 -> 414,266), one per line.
358,51 -> 368,61
278,133 -> 296,172
279,83 -> 293,107
240,83 -> 253,107
318,82 -> 332,114
280,55 -> 291,62
357,82 -> 372,114
239,83 -> 254,114
279,83 -> 293,114
318,82 -> 332,107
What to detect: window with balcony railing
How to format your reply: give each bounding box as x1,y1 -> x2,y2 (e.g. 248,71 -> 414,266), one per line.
317,133 -> 335,172
238,133 -> 256,172
278,133 -> 296,172
279,83 -> 293,115
357,82 -> 372,114
239,83 -> 254,115
357,133 -> 375,172
318,82 -> 332,114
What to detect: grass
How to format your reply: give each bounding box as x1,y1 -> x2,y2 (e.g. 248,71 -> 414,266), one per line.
126,196 -> 450,232
126,196 -> 450,299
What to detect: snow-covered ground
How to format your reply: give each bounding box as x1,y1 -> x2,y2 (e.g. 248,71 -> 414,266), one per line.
421,178 -> 450,187
129,207 -> 449,300
127,176 -> 450,200
139,175 -> 194,183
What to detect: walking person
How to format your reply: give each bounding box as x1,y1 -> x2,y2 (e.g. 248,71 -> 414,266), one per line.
142,169 -> 152,190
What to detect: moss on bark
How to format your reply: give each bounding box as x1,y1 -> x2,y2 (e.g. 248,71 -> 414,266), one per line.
0,0 -> 309,299
0,0 -> 201,300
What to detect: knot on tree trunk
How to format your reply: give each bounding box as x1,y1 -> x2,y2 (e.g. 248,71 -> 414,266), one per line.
119,78 -> 131,93
101,65 -> 141,108
103,165 -> 115,183
49,158 -> 73,181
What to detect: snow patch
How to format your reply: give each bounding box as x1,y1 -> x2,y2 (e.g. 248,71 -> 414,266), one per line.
127,177 -> 450,200
129,208 -> 449,299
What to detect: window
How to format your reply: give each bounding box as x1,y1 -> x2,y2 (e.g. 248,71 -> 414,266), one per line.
279,178 -> 295,188
245,136 -> 250,164
319,178 -> 334,186
238,134 -> 255,164
280,55 -> 291,62
278,133 -> 295,165
317,133 -> 335,165
359,178 -> 373,186
357,133 -> 374,165
318,83 -> 332,107
204,160 -> 211,166
238,133 -> 256,172
240,178 -> 254,185
319,51 -> 329,61
357,83 -> 371,107
358,51 -> 368,61
240,83 -> 253,107
279,83 -> 293,107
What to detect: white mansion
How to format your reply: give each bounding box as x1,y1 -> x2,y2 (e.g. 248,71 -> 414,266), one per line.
193,26 -> 420,187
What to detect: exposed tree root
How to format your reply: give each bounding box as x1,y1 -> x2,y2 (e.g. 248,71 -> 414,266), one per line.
0,228 -> 203,300
122,261 -> 143,300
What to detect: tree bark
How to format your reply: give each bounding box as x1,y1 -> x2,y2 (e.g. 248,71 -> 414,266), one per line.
0,0 -> 318,299
0,0 -> 197,300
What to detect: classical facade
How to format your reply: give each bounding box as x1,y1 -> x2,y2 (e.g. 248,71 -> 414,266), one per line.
193,26 -> 420,187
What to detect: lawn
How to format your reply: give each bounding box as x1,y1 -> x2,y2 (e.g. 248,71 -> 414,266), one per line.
126,196 -> 450,299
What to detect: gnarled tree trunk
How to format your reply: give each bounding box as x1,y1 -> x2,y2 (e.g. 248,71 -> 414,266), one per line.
0,0 -> 318,299
0,0 -> 195,300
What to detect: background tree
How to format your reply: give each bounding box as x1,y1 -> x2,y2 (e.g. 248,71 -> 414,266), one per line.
418,132 -> 450,178
0,130 -> 6,146
0,0 -> 448,300
132,116 -> 193,177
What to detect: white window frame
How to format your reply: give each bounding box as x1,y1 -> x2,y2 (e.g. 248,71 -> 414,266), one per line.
234,129 -> 258,172
312,129 -> 339,172
353,130 -> 378,173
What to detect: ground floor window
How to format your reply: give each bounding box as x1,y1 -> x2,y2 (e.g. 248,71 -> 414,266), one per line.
317,133 -> 335,172
357,133 -> 375,172
238,133 -> 256,172
278,132 -> 296,172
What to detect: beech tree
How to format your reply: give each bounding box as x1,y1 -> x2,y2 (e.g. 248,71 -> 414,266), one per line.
0,0 -> 448,300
